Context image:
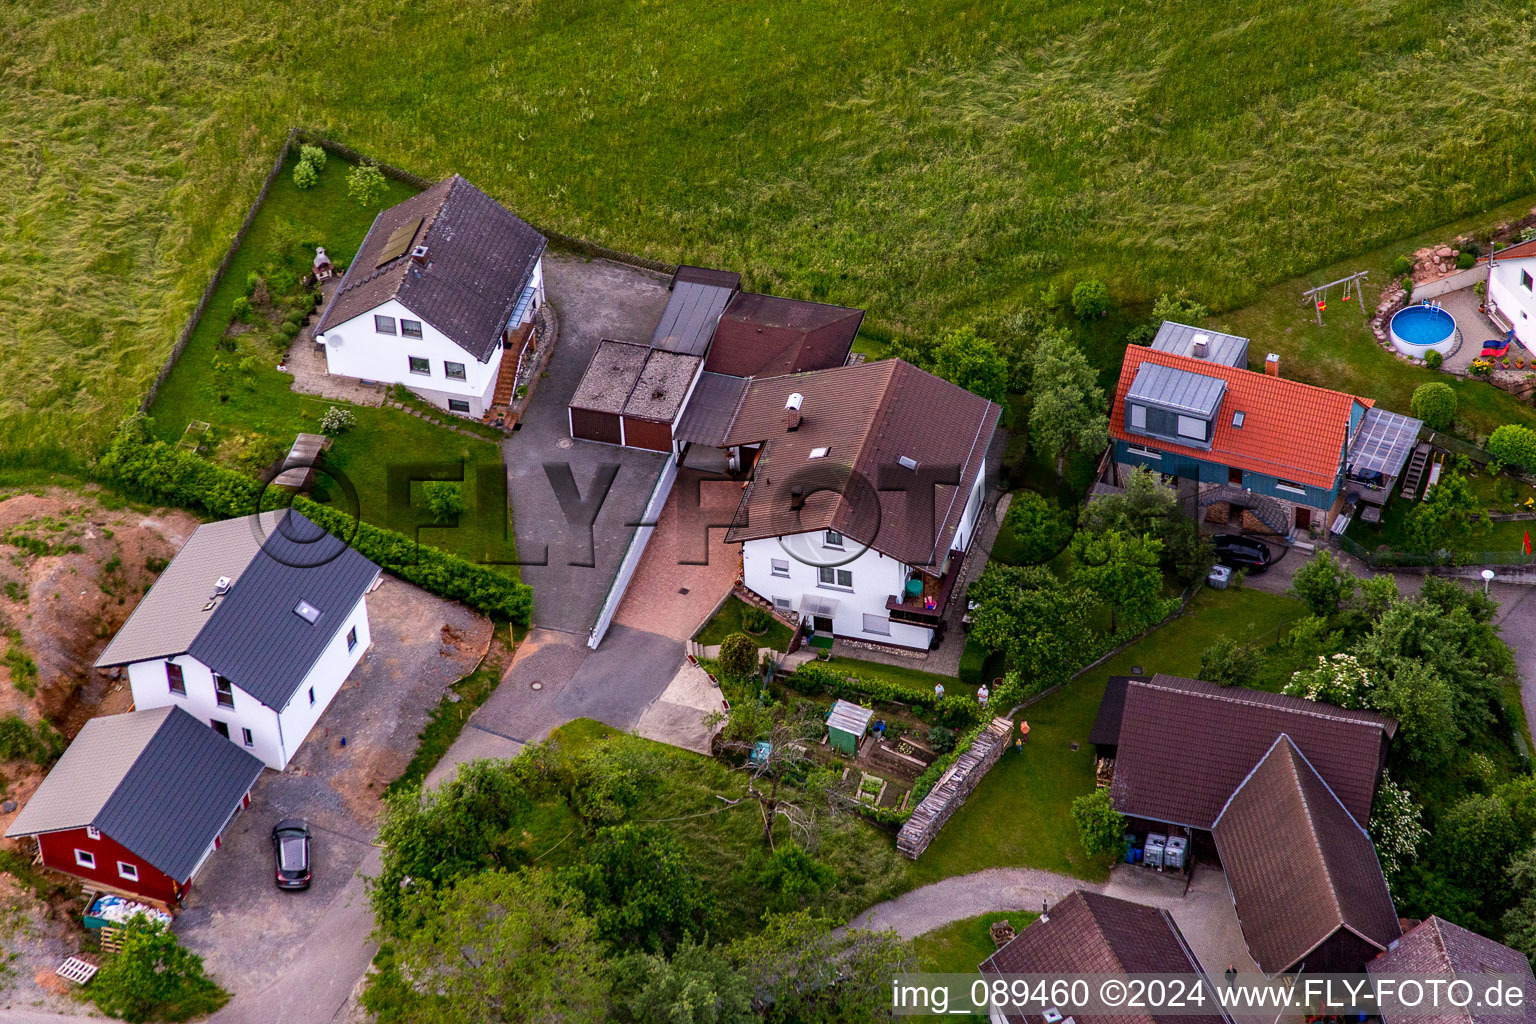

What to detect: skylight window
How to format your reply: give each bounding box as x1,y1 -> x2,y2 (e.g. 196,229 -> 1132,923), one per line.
808,447 -> 829,459
898,455 -> 919,470
1232,411 -> 1245,428
293,600 -> 321,624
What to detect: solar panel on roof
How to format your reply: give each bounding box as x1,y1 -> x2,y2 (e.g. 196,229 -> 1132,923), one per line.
376,216 -> 424,267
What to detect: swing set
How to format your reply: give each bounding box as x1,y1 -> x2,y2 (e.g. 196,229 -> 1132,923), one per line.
1301,271 -> 1370,327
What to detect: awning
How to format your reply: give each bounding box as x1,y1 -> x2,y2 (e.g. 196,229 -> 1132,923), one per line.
1347,408 -> 1423,479
800,593 -> 840,619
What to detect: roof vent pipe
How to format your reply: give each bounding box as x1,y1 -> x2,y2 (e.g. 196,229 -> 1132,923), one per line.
785,392 -> 803,431
213,576 -> 232,597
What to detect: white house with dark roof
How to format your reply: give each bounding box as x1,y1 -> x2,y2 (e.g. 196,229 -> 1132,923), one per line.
95,510 -> 381,770
4,706 -> 264,906
313,174 -> 547,419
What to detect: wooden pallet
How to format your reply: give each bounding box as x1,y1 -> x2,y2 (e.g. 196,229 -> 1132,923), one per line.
99,926 -> 124,954
56,956 -> 99,985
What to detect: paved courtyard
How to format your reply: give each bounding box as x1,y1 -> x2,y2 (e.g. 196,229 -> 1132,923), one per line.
177,578 -> 490,1004
504,254 -> 670,634
1439,284 -> 1513,374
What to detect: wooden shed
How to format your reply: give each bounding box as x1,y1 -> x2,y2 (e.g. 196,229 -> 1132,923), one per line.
826,699 -> 874,757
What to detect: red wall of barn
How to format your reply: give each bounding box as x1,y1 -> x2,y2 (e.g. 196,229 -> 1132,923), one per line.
621,416 -> 672,452
36,827 -> 183,905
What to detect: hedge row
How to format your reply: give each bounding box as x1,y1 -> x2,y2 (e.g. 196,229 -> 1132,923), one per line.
95,416 -> 532,623
789,661 -> 984,729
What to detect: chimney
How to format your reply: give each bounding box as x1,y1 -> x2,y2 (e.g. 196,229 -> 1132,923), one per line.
410,244 -> 430,266
790,485 -> 805,511
785,392 -> 803,432
1190,333 -> 1209,359
1264,353 -> 1280,377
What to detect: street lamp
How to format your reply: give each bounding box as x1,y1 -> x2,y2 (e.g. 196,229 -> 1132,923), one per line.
1482,568 -> 1495,596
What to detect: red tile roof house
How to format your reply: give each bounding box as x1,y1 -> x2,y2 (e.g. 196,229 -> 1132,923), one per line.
1107,322 -> 1423,537
1105,675 -> 1401,975
313,175 -> 547,420
5,706 -> 264,908
674,359 -> 1000,651
1480,237 -> 1536,351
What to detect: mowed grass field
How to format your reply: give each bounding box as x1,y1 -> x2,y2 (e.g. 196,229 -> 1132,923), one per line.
4,0 -> 1536,461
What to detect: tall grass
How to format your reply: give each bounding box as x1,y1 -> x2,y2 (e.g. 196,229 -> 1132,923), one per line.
3,0 -> 1535,457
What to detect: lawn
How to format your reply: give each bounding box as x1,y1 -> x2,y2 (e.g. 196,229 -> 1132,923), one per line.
1345,463 -> 1536,559
6,1 -> 1536,465
540,719 -> 913,939
693,595 -> 794,652
912,910 -> 1038,973
144,148 -> 519,569
909,585 -> 1307,886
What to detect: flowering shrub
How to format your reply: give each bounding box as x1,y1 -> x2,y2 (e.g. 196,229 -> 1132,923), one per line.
1369,772 -> 1427,884
1470,359 -> 1493,377
1283,653 -> 1373,707
320,406 -> 357,436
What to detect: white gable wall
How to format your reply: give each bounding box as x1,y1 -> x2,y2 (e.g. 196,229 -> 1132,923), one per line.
1490,257 -> 1536,349
128,655 -> 285,769
124,593 -> 372,770
317,297 -> 503,417
275,593 -> 371,763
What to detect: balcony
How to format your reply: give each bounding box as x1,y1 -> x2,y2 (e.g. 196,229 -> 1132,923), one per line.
886,550 -> 965,626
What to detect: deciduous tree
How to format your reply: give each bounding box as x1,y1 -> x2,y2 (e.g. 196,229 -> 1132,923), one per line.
1026,334 -> 1107,479
1069,528 -> 1163,632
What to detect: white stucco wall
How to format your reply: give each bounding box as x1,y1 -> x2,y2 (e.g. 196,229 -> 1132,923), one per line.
741,534 -> 933,649
275,593 -> 371,759
128,655 -> 285,768
1490,258 -> 1536,349
125,592 -> 372,770
317,298 -> 503,417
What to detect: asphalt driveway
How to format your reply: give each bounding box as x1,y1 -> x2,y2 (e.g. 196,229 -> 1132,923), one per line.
505,255 -> 670,634
174,579 -> 491,1009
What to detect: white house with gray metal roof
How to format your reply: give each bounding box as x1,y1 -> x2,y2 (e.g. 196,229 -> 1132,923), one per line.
95,510 -> 381,770
4,706 -> 264,906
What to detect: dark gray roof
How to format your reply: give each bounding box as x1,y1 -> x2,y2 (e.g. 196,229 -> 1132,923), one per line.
1150,321 -> 1250,368
315,175 -> 546,362
673,371 -> 748,445
187,511 -> 380,711
650,266 -> 739,357
6,707 -> 264,883
1125,362 -> 1227,417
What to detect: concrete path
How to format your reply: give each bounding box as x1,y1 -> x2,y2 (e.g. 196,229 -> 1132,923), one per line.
633,658 -> 728,753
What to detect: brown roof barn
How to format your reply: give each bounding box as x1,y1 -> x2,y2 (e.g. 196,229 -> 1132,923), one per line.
1368,917 -> 1536,1024
315,175 -> 546,362
980,890 -> 1233,1024
704,292 -> 863,378
1109,675 -> 1395,829
1212,736 -> 1400,974
720,359 -> 1000,569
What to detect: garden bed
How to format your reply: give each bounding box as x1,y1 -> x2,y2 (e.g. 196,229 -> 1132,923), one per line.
693,595 -> 794,651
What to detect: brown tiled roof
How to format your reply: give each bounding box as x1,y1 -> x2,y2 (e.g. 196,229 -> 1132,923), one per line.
705,292 -> 863,378
1213,736 -> 1400,974
1089,676 -> 1146,749
1110,675 -> 1395,829
569,340 -> 650,414
316,175 -> 546,362
720,360 -> 1000,568
1111,345 -> 1371,490
1481,238 -> 1536,263
1369,917 -> 1536,1024
980,891 -> 1232,1024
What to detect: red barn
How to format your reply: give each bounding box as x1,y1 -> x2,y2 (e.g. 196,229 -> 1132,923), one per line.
5,706 -> 264,907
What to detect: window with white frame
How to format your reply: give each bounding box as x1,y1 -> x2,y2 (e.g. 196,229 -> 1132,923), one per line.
85,826 -> 101,841
1129,404 -> 1147,429
1523,270 -> 1534,292
772,596 -> 792,611
818,567 -> 853,588
118,861 -> 139,882
1276,480 -> 1308,495
375,315 -> 397,335
347,626 -> 358,651
823,530 -> 843,548
214,674 -> 234,709
400,319 -> 424,339
75,849 -> 96,869
167,662 -> 186,695
242,727 -> 254,748
444,361 -> 467,381
408,356 -> 431,376
1175,416 -> 1207,441
448,399 -> 470,413
862,614 -> 891,636
770,558 -> 791,577
309,687 -> 316,707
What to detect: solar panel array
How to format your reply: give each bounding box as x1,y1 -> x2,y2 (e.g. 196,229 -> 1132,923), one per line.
375,216 -> 423,267
1347,408 -> 1421,477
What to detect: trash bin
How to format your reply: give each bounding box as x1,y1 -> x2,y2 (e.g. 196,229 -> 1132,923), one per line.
1207,564 -> 1232,590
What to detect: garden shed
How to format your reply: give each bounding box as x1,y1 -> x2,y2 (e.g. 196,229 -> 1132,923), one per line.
826,699 -> 873,756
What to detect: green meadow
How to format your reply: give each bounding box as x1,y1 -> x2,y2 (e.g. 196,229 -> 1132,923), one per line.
4,0 -> 1536,461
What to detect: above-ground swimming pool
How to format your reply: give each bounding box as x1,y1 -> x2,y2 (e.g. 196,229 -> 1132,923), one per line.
1389,303 -> 1458,358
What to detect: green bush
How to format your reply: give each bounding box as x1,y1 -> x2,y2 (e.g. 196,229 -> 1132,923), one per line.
1392,254 -> 1414,277
292,159 -> 318,190
995,490 -> 1073,565
422,481 -> 466,524
740,604 -> 773,634
0,715 -> 62,764
1425,349 -> 1443,369
230,296 -> 252,323
95,415 -> 532,623
319,406 -> 356,436
299,144 -> 327,172
926,725 -> 956,754
1410,382 -> 1457,431
347,161 -> 389,208
790,661 -> 982,727
1456,251 -> 1476,270
87,917 -> 227,1022
1070,279 -> 1110,319
1489,424 -> 1536,474
1071,789 -> 1127,859
1403,277 -> 1414,299
1199,636 -> 1260,687
244,270 -> 261,295
1123,323 -> 1156,347
718,632 -> 758,680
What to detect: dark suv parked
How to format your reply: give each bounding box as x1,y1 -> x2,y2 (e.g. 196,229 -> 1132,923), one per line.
1211,534 -> 1274,573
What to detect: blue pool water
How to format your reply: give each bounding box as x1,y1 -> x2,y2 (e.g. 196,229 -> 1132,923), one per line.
1391,304 -> 1456,347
